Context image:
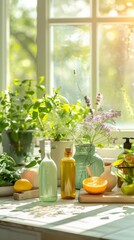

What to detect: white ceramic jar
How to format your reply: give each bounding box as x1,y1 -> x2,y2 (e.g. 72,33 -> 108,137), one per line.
100,162 -> 117,191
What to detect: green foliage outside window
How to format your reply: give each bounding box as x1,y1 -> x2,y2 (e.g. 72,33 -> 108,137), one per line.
9,0 -> 37,80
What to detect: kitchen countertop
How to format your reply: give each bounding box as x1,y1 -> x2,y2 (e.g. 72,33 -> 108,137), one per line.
0,189 -> 134,240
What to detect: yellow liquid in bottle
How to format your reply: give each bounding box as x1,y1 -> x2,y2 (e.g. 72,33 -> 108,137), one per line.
60,155 -> 76,199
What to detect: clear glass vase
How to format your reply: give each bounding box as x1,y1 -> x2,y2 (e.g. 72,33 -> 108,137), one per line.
74,144 -> 104,189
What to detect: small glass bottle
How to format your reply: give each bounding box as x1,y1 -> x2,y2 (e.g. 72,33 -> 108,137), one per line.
60,147 -> 76,199
39,140 -> 57,202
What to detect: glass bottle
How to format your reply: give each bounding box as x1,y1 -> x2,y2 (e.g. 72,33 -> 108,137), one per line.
60,147 -> 76,199
39,140 -> 57,202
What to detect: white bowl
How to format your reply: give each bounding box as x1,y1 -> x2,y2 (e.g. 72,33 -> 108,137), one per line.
0,186 -> 15,197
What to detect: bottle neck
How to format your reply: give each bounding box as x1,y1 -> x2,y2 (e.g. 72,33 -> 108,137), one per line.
44,151 -> 51,159
64,152 -> 72,158
44,140 -> 51,159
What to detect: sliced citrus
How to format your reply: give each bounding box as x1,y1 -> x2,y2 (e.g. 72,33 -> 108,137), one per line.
83,176 -> 107,194
14,178 -> 33,192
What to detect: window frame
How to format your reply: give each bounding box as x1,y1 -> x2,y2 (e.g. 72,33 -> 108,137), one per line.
0,0 -> 9,90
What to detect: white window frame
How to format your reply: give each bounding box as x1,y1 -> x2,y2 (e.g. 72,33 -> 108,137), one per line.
0,0 -> 9,90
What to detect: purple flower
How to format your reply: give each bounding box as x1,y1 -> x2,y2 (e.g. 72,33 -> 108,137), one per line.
100,124 -> 112,136
84,96 -> 91,107
96,93 -> 103,106
74,93 -> 121,145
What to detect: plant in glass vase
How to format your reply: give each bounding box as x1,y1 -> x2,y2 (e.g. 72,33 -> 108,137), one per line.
72,93 -> 121,189
73,93 -> 121,145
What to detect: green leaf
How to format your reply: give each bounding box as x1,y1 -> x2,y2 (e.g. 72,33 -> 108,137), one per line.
112,159 -> 124,166
32,111 -> 38,119
25,160 -> 37,168
33,100 -> 43,109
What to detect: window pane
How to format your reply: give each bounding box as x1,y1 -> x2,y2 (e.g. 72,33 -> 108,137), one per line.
9,0 -> 37,80
50,25 -> 91,102
98,0 -> 134,17
98,24 -> 134,129
50,0 -> 91,18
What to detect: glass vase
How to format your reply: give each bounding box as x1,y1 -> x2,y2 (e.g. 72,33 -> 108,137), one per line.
74,143 -> 104,189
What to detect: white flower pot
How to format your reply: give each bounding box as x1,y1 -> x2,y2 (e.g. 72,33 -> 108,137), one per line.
39,139 -> 74,186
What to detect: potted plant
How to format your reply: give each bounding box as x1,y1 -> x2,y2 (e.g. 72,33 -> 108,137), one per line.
33,87 -> 89,185
0,152 -> 20,196
0,79 -> 39,165
33,86 -> 89,141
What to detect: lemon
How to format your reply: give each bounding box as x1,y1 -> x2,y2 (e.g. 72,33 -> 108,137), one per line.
14,179 -> 33,192
121,183 -> 134,195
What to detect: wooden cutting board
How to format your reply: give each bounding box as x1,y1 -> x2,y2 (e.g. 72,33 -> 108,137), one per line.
13,189 -> 39,200
78,188 -> 134,203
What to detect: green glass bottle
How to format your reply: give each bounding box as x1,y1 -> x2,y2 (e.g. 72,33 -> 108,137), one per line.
39,140 -> 57,202
60,147 -> 76,199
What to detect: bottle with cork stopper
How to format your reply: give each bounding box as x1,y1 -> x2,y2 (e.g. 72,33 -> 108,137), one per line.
60,147 -> 76,199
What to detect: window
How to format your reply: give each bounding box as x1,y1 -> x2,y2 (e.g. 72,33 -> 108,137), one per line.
1,0 -> 134,136
9,0 -> 37,80
37,0 -> 134,132
0,0 -> 9,90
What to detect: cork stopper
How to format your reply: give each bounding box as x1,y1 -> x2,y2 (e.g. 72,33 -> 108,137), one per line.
65,147 -> 72,153
64,147 -> 72,156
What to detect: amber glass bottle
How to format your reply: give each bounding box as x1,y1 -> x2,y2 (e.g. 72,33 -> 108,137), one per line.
60,148 -> 76,199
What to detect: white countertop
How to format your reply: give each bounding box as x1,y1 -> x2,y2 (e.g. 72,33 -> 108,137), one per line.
0,190 -> 134,240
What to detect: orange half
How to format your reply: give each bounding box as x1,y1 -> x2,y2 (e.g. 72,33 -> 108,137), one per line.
83,176 -> 107,194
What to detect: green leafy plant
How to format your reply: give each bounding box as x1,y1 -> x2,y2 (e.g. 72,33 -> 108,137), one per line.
0,153 -> 20,186
24,156 -> 41,168
0,77 -> 88,142
0,79 -> 38,135
0,78 -> 44,164
33,87 -> 89,141
112,147 -> 134,185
